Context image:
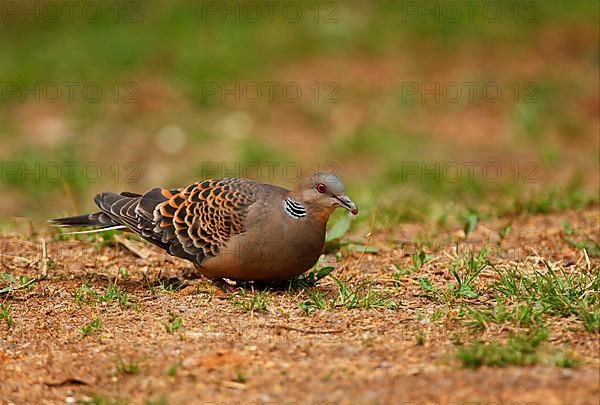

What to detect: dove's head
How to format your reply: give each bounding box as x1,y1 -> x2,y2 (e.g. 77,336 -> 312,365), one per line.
294,172 -> 358,216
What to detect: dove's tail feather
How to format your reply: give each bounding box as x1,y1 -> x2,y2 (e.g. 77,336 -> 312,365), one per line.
50,190 -> 146,229
49,190 -> 166,240
50,213 -> 103,227
49,212 -> 128,235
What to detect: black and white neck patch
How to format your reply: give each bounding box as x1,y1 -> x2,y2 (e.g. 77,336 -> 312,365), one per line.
283,197 -> 306,219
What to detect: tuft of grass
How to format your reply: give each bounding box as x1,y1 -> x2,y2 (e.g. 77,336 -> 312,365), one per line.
144,275 -> 187,295
80,318 -> 101,337
447,248 -> 488,299
463,210 -> 478,238
415,331 -> 426,346
92,230 -> 119,248
417,248 -> 488,302
562,220 -> 600,258
0,273 -> 36,294
457,329 -> 548,368
392,263 -> 412,282
575,301 -> 599,333
411,247 -> 431,271
466,300 -> 544,330
164,310 -> 183,334
167,362 -> 179,377
298,288 -> 329,315
56,228 -> 120,248
510,186 -> 594,215
392,247 -> 432,281
498,222 -> 512,240
550,350 -> 582,368
0,304 -> 14,328
493,262 -> 600,332
232,289 -> 270,313
72,283 -> 96,306
333,278 -> 398,310
417,277 -> 436,296
288,266 -> 334,289
233,367 -> 247,384
298,278 -> 398,314
118,267 -> 129,279
102,282 -> 132,307
73,282 -> 132,308
116,359 -> 140,375
157,278 -> 187,294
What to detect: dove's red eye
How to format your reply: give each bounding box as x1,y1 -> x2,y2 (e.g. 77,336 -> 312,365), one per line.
316,183 -> 328,194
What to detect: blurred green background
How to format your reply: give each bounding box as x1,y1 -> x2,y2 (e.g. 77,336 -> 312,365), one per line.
0,0 -> 598,230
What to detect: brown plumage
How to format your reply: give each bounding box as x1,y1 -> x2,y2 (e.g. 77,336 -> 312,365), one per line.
51,173 -> 358,281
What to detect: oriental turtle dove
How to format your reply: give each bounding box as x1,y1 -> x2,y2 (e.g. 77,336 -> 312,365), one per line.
51,173 -> 358,281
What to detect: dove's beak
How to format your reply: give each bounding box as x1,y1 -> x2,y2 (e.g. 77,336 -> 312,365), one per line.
335,194 -> 358,215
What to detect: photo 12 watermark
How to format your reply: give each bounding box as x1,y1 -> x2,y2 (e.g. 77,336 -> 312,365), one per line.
200,1 -> 340,23
0,1 -> 141,23
201,81 -> 339,104
1,161 -> 140,184
399,1 -> 540,24
399,82 -> 539,104
0,82 -> 139,104
398,162 -> 540,184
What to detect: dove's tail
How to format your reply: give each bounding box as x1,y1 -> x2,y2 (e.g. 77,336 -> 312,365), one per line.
50,212 -> 105,227
49,212 -> 127,234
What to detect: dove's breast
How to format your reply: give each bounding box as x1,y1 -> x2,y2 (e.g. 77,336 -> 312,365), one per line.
198,194 -> 327,281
